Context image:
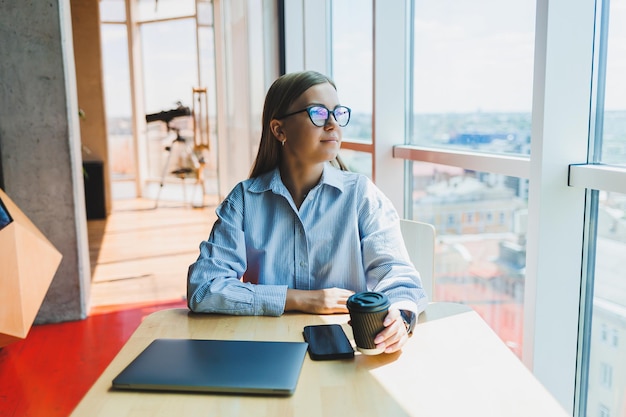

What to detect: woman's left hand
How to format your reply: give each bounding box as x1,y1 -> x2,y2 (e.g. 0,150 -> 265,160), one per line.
373,308 -> 409,354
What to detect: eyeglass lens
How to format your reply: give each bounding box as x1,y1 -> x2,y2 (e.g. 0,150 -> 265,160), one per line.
308,106 -> 350,127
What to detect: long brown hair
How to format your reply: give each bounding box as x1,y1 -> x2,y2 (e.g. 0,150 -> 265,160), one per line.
249,71 -> 348,178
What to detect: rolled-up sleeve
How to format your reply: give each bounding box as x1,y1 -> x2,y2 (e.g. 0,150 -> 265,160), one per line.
187,186 -> 287,316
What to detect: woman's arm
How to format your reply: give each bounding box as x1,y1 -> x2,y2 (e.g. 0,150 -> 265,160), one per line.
187,188 -> 287,316
285,287 -> 354,314
357,177 -> 429,315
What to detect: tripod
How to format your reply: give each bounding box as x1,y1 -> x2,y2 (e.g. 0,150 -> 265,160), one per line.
153,123 -> 201,209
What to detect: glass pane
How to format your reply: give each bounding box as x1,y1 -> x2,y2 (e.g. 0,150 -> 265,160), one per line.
600,0 -> 626,166
586,190 -> 626,416
141,19 -> 198,181
99,0 -> 126,22
339,149 -> 372,178
411,0 -> 535,156
331,0 -> 373,144
412,161 -> 528,357
137,0 -> 195,21
100,24 -> 136,185
141,19 -> 198,115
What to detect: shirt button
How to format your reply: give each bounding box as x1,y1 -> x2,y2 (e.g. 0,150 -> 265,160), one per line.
299,261 -> 306,267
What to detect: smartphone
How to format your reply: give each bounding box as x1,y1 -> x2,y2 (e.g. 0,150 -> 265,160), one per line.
302,324 -> 354,361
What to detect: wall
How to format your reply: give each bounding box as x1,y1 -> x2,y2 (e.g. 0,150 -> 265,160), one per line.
0,0 -> 90,323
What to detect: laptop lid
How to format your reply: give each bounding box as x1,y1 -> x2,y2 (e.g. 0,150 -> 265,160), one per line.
112,338 -> 308,396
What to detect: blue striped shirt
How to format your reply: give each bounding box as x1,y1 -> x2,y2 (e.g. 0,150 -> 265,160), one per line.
187,164 -> 428,316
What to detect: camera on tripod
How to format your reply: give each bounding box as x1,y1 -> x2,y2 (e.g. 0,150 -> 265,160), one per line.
145,103 -> 191,125
146,101 -> 202,208
146,90 -> 216,209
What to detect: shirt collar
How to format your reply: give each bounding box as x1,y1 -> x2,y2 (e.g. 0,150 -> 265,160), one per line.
249,163 -> 345,195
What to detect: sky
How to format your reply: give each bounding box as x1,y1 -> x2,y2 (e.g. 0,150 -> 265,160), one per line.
331,0 -> 626,114
331,0 -> 535,114
100,0 -> 626,119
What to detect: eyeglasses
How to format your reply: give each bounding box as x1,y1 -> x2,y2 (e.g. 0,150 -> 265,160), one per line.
277,105 -> 351,127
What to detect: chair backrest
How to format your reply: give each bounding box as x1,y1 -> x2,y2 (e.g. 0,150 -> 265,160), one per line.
399,219 -> 436,301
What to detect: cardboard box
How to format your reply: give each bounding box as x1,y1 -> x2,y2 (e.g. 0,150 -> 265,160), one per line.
0,188 -> 62,347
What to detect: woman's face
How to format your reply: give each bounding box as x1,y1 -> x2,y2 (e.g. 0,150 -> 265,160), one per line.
273,82 -> 343,167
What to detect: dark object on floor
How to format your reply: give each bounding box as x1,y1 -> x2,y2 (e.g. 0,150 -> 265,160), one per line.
83,160 -> 106,220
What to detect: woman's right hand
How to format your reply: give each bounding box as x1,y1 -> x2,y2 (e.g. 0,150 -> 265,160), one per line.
285,288 -> 354,314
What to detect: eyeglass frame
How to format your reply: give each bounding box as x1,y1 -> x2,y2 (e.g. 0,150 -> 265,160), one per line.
276,105 -> 352,127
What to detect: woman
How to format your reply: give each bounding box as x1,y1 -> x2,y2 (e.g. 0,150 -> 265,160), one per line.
187,70 -> 427,353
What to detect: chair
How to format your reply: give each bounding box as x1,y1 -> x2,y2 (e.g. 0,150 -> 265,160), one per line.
399,219 -> 436,301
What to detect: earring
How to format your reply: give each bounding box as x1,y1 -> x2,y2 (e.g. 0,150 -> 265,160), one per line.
281,140 -> 286,147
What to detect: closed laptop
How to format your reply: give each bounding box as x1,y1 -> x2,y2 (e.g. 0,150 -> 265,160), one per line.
112,338 -> 309,396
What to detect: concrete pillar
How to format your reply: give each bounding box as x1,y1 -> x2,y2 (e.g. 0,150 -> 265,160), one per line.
0,0 -> 90,322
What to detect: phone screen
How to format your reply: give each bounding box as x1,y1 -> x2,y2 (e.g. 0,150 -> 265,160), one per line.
302,324 -> 354,361
0,197 -> 12,231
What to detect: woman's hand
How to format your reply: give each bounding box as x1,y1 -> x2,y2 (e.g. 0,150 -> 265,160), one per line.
286,288 -> 354,314
373,308 -> 409,353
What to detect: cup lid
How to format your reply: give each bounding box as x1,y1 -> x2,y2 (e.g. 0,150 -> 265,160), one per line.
347,291 -> 390,313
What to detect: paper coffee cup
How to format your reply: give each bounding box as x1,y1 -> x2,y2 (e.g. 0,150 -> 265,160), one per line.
347,292 -> 390,355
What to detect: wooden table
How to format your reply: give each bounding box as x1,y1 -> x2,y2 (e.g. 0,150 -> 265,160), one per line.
71,303 -> 569,417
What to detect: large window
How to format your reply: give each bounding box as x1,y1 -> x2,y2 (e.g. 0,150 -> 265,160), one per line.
409,0 -> 535,359
411,0 -> 535,156
99,0 -> 218,201
292,0 -> 626,414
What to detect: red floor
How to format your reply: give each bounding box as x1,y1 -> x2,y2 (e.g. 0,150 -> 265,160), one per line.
0,299 -> 187,417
